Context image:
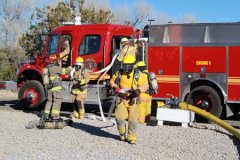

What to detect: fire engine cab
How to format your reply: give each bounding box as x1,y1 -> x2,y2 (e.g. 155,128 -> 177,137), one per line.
17,21 -> 240,119
17,23 -> 134,108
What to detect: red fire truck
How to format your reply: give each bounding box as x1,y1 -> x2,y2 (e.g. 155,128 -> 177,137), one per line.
17,21 -> 240,118
17,23 -> 134,108
148,23 -> 240,118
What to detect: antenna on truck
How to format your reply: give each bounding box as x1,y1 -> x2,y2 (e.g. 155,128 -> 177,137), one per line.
63,0 -> 81,25
75,16 -> 81,25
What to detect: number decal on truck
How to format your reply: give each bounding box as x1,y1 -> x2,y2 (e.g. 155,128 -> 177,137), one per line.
196,61 -> 211,66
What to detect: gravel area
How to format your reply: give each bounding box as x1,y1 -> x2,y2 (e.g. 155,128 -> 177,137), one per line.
0,110 -> 239,160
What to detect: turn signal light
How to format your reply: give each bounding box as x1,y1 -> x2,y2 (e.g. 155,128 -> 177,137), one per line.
0,83 -> 6,89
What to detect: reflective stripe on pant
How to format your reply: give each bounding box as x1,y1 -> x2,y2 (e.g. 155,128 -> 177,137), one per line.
139,101 -> 152,123
44,90 -> 62,117
115,100 -> 139,141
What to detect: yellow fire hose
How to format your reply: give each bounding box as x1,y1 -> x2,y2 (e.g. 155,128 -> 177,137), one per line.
178,102 -> 240,140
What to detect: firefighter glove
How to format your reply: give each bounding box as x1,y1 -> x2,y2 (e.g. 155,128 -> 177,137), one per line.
112,86 -> 120,94
128,99 -> 135,106
80,85 -> 85,91
128,89 -> 141,98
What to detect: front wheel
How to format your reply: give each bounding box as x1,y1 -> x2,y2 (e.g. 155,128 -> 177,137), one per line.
187,85 -> 223,122
18,80 -> 46,109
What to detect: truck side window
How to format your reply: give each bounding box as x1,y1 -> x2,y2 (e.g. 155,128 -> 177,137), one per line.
47,34 -> 59,55
79,35 -> 101,55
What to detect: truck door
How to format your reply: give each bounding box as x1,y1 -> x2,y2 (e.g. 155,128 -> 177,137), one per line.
45,34 -> 60,64
228,46 -> 240,101
77,31 -> 105,75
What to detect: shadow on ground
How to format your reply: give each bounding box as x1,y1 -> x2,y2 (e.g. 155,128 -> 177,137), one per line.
0,98 -> 113,119
0,99 -> 20,110
70,121 -> 119,140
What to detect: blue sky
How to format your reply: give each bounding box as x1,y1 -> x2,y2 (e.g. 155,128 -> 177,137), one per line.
109,0 -> 240,23
38,0 -> 240,23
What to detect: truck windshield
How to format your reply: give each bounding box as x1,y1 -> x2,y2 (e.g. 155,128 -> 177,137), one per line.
47,34 -> 59,55
79,35 -> 101,55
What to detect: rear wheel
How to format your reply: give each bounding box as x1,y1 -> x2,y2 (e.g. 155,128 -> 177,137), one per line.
187,85 -> 222,122
18,80 -> 46,110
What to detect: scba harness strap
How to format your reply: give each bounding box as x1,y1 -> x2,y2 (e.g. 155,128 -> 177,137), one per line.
72,68 -> 87,91
116,68 -> 140,89
46,65 -> 63,90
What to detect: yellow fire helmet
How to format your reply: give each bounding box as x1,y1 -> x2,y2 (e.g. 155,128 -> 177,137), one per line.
137,61 -> 146,67
123,54 -> 136,64
121,37 -> 128,43
75,56 -> 84,65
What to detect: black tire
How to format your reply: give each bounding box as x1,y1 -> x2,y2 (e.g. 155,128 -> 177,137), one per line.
18,80 -> 46,110
187,85 -> 222,122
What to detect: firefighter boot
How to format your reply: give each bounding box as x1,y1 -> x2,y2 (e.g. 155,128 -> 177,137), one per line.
116,119 -> 126,141
145,101 -> 152,123
72,111 -> 80,119
71,101 -> 80,119
129,139 -> 136,144
76,100 -> 84,119
128,121 -> 138,144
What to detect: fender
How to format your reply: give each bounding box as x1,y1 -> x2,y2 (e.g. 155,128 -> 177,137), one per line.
17,64 -> 43,86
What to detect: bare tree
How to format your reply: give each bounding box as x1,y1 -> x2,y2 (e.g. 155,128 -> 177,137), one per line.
83,0 -> 109,10
112,5 -> 130,25
154,12 -> 173,24
154,12 -> 198,25
0,0 -> 35,51
112,0 -> 153,27
131,0 -> 153,27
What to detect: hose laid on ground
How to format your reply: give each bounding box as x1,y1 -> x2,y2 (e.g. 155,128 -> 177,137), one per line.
178,102 -> 240,140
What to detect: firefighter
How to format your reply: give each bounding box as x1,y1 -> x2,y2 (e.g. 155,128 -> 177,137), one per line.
60,38 -> 70,67
43,59 -> 63,120
137,61 -> 152,124
70,56 -> 90,119
110,54 -> 148,144
117,37 -> 137,62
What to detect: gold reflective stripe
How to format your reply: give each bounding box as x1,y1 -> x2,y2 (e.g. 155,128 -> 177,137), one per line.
62,68 -> 66,74
228,77 -> 240,85
90,73 -> 110,80
71,89 -> 87,95
49,86 -> 63,92
51,109 -> 60,116
50,76 -> 57,80
44,110 -> 50,114
156,75 -> 180,83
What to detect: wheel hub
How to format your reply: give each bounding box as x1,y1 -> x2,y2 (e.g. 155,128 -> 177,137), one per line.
195,97 -> 213,112
26,92 -> 35,102
23,88 -> 38,105
201,100 -> 209,109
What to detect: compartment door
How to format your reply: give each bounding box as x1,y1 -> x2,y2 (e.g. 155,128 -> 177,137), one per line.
148,46 -> 180,98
